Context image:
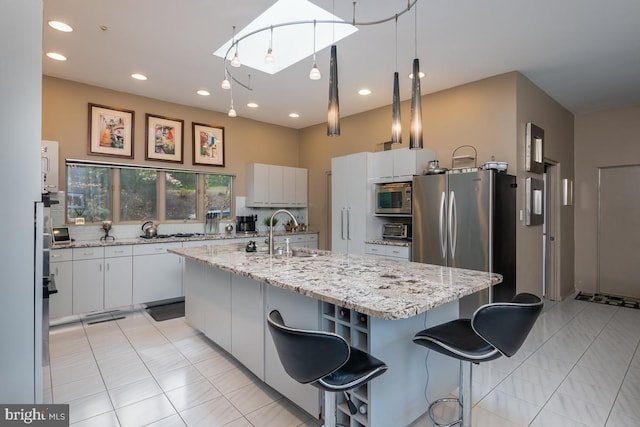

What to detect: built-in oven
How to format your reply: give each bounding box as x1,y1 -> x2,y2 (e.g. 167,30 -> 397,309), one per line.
375,182 -> 412,215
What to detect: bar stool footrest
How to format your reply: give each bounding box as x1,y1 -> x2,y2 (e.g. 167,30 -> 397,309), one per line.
428,397 -> 462,427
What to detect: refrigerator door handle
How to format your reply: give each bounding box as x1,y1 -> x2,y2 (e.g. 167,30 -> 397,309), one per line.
346,207 -> 351,240
449,191 -> 457,258
439,191 -> 447,258
341,208 -> 346,240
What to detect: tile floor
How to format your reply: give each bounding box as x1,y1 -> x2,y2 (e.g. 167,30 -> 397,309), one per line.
46,295 -> 640,426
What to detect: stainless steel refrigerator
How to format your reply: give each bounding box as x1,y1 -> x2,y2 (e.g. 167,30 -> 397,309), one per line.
412,170 -> 516,317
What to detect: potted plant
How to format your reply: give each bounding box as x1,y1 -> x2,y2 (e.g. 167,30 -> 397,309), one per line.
263,216 -> 278,230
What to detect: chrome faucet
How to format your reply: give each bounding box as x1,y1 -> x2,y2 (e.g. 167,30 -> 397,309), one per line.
268,209 -> 298,256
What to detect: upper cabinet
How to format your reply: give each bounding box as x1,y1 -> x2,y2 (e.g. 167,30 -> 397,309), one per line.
370,147 -> 436,182
246,163 -> 307,207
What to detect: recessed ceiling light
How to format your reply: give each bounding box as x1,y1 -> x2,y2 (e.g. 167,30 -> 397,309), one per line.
289,113 -> 300,118
213,0 -> 357,75
46,52 -> 67,61
48,21 -> 73,32
131,73 -> 148,81
358,89 -> 372,96
247,102 -> 259,108
409,72 -> 425,79
196,90 -> 210,96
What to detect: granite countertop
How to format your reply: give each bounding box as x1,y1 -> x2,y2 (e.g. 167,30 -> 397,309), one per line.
169,244 -> 502,320
53,230 -> 318,249
365,239 -> 411,247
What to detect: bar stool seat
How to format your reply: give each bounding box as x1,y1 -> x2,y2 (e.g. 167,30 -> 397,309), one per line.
267,310 -> 387,427
413,293 -> 543,427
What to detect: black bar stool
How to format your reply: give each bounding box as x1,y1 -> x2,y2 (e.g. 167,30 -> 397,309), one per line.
267,310 -> 388,427
413,293 -> 543,427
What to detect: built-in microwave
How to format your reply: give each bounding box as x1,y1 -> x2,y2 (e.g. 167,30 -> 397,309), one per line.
375,182 -> 412,215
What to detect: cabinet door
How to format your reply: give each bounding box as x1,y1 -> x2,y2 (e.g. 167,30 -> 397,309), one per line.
247,163 -> 270,206
132,253 -> 183,304
294,168 -> 308,206
282,166 -> 296,206
50,261 -> 72,319
231,275 -> 264,379
204,267 -> 232,352
72,258 -> 104,314
183,259 -> 206,332
264,285 -> 320,418
104,256 -> 133,308
331,156 -> 350,252
268,165 -> 284,205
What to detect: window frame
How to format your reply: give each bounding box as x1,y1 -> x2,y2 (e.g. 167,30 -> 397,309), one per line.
66,159 -> 234,224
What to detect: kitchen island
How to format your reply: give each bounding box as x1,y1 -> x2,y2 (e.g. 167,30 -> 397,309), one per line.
169,243 -> 501,427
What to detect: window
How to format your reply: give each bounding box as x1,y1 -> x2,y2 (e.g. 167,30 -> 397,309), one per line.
120,169 -> 157,222
66,161 -> 233,224
67,165 -> 111,222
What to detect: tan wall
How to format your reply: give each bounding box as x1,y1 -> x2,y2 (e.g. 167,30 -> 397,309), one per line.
42,76 -> 301,197
574,106 -> 640,293
515,74 -> 575,299
300,72 -> 519,250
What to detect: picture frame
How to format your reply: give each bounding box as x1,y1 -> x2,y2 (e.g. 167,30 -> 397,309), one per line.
192,123 -> 225,167
145,113 -> 184,163
88,103 -> 135,158
525,122 -> 544,174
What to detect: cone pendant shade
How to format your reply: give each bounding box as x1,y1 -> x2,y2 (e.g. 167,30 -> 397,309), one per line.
327,45 -> 340,137
391,71 -> 402,144
409,58 -> 423,149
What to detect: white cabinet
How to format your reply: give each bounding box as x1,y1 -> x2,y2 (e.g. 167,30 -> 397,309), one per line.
72,247 -> 105,314
231,275 -> 264,379
50,248 -> 72,319
264,285 -> 321,418
246,163 -> 308,207
371,147 -> 436,181
332,153 -> 370,255
104,246 -> 133,308
132,242 -> 183,304
365,243 -> 410,261
273,233 -> 318,249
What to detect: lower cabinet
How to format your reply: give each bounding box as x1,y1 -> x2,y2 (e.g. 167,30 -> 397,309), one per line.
132,242 -> 183,304
365,243 -> 410,261
231,275 -> 264,379
72,247 -> 105,314
50,248 -> 73,319
104,246 -> 133,308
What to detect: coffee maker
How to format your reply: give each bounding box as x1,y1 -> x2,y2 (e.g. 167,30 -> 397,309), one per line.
236,215 -> 257,233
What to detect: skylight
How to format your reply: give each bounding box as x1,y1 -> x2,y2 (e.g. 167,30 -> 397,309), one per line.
213,0 -> 358,75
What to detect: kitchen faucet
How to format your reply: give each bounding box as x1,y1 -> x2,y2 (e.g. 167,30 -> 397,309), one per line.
268,209 -> 298,256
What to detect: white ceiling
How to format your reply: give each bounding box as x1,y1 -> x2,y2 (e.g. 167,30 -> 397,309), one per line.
42,0 -> 640,129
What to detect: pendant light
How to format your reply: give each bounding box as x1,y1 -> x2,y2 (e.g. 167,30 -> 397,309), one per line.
391,15 -> 402,144
309,21 -> 321,80
264,26 -> 274,63
409,2 -> 423,149
228,79 -> 237,117
221,69 -> 231,90
230,26 -> 241,68
327,44 -> 340,137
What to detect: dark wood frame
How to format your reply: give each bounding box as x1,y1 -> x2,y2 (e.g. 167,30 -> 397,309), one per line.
192,122 -> 225,167
145,113 -> 184,163
88,103 -> 135,158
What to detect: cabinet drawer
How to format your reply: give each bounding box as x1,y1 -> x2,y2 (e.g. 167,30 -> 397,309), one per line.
51,248 -> 73,262
73,247 -> 105,260
105,245 -> 133,258
133,241 -> 182,256
386,246 -> 410,259
365,244 -> 386,256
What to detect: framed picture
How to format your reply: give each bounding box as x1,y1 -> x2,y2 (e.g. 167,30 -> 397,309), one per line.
88,103 -> 135,158
192,123 -> 225,167
145,113 -> 184,163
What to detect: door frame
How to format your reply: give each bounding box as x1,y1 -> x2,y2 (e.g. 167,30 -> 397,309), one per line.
543,161 -> 561,300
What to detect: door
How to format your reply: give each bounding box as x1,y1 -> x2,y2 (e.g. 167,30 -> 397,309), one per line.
412,174 -> 448,265
543,162 -> 560,300
331,153 -> 368,255
598,165 -> 640,298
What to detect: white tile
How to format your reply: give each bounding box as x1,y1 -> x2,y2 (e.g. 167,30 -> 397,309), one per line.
115,394 -> 176,427
566,364 -> 625,391
193,355 -> 236,378
244,399 -> 312,427
495,375 -> 555,406
471,406 -> 524,427
477,389 -> 541,426
180,395 -> 243,427
606,410 -> 640,427
225,382 -> 283,415
544,391 -> 610,427
67,391 -> 114,424
101,362 -> 152,390
53,373 -> 105,403
620,366 -> 640,401
154,364 -> 205,392
471,364 -> 509,388
145,414 -> 187,427
207,367 -> 256,395
51,359 -> 101,387
221,418 -> 254,427
511,362 -> 565,390
525,350 -> 575,377
556,377 -> 617,410
107,376 -> 163,409
615,385 -> 640,419
173,335 -> 225,364
165,378 -> 222,412
530,408 -> 590,427
70,410 -> 120,427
